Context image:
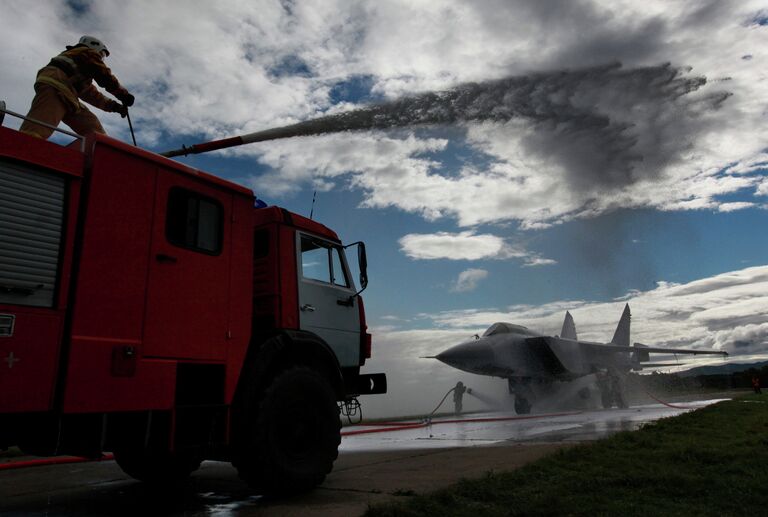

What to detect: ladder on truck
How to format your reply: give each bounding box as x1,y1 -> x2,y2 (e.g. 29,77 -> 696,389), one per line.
0,101 -> 85,151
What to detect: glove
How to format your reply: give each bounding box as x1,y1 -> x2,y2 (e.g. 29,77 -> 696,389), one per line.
118,92 -> 135,107
111,101 -> 128,118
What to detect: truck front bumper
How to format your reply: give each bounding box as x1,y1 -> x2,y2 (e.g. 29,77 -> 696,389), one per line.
352,373 -> 387,396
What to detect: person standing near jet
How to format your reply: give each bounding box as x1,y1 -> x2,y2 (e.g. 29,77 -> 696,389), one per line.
453,381 -> 467,414
19,35 -> 134,139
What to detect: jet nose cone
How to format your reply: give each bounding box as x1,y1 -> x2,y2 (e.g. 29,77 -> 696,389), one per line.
436,340 -> 494,374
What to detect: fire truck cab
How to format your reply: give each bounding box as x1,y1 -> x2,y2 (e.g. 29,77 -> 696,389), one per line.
0,119 -> 385,494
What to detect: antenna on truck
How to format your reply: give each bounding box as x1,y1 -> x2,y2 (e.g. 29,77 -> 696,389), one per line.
309,190 -> 317,220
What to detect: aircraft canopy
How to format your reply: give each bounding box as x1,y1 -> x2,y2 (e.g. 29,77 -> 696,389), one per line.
483,322 -> 534,337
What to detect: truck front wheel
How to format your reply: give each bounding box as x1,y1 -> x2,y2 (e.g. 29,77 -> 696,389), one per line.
235,366 -> 341,495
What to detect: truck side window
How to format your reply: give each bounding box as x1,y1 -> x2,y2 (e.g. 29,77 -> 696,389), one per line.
301,237 -> 331,283
331,248 -> 349,287
300,236 -> 350,288
166,187 -> 223,254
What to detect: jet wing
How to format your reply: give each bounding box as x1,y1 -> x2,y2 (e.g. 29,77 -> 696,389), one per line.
577,341 -> 728,357
635,343 -> 727,356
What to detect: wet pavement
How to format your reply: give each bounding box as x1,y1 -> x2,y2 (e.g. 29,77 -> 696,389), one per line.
340,399 -> 726,452
0,399 -> 727,516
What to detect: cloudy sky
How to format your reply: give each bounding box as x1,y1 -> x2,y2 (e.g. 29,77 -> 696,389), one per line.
1,0 -> 766,416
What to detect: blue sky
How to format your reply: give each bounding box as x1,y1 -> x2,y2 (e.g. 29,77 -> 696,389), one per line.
2,0 -> 767,416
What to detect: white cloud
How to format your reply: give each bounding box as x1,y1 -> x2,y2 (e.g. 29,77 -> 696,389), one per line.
398,230 -> 557,265
244,131 -> 447,199
718,202 -> 755,212
756,178 -> 768,196
399,231 -> 512,260
726,152 -> 768,176
523,257 -> 558,267
451,268 -> 489,292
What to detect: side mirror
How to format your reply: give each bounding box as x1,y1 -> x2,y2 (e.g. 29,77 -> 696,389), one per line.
358,242 -> 368,290
344,240 -> 368,297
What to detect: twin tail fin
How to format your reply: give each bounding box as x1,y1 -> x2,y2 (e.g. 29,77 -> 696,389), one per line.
560,303 -> 631,346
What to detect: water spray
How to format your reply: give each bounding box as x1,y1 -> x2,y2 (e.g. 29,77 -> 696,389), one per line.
466,388 -> 504,409
160,62 -> 724,171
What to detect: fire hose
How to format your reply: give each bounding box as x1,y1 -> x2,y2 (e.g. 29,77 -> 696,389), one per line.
621,373 -> 696,410
428,387 -> 457,416
0,454 -> 114,472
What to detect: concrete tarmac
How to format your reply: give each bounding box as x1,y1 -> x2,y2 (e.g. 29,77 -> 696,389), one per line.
0,399 -> 725,516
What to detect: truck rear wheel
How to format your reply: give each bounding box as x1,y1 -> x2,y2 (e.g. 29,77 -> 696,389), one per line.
235,366 -> 341,495
114,448 -> 202,484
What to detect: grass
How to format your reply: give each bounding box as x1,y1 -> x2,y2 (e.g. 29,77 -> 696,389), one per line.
0,447 -> 24,460
365,395 -> 768,516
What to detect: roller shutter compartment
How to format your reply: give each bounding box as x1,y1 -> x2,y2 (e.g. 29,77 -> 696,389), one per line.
0,160 -> 65,308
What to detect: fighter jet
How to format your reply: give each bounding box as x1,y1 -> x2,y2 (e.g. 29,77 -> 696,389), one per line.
432,304 -> 727,414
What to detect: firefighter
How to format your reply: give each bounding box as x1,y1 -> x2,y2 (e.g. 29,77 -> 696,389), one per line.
19,35 -> 134,139
453,381 -> 467,414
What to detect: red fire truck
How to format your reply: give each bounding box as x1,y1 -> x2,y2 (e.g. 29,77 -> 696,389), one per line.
0,116 -> 386,494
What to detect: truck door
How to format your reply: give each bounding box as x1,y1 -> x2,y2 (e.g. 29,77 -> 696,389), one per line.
297,234 -> 360,367
143,174 -> 232,361
0,160 -> 67,412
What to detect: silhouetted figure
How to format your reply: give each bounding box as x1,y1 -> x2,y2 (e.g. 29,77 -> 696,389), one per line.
453,381 -> 467,414
20,35 -> 133,139
752,376 -> 762,394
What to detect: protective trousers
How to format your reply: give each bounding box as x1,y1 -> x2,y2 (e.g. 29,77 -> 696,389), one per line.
19,83 -> 105,139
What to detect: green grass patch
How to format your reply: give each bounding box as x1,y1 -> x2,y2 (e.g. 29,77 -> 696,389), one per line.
0,446 -> 25,460
366,395 -> 768,516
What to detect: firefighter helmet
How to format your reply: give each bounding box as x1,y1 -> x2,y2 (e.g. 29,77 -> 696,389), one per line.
78,35 -> 110,57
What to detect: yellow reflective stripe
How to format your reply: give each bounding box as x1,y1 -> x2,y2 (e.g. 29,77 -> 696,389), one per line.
35,75 -> 82,111
52,54 -> 77,67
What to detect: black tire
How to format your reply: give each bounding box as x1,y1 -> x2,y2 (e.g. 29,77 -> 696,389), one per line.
114,448 -> 202,484
514,396 -> 532,415
235,366 -> 341,495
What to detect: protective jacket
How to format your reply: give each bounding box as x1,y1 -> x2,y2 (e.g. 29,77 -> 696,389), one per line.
35,45 -> 129,114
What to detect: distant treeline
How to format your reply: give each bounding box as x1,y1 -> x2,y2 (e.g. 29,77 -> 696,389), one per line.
629,365 -> 767,393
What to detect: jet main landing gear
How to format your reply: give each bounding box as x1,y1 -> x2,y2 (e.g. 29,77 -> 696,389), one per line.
508,378 -> 534,415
